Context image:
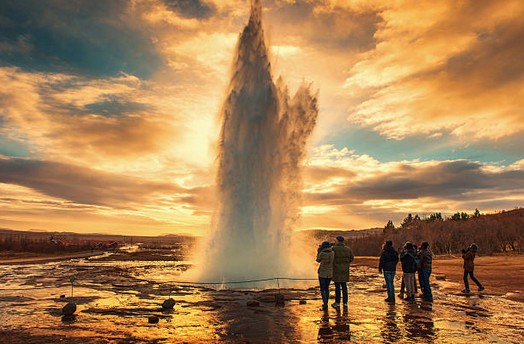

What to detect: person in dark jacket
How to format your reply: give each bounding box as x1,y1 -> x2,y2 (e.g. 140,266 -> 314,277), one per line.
331,236 -> 354,309
400,242 -> 417,301
316,241 -> 335,311
417,242 -> 433,301
378,240 -> 399,303
399,242 -> 419,299
462,243 -> 484,293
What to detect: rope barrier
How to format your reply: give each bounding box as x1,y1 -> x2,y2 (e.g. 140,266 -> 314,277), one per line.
0,277 -> 318,292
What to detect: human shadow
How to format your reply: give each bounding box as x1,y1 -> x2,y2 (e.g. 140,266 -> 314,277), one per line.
380,303 -> 402,343
402,301 -> 436,343
317,307 -> 351,342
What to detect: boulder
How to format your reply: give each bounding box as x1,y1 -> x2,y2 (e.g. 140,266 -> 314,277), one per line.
148,316 -> 159,324
162,298 -> 176,309
299,300 -> 307,305
61,302 -> 77,316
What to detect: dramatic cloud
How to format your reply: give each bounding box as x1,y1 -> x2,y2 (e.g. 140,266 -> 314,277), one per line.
345,0 -> 524,141
0,0 -> 163,78
300,146 -> 524,228
163,0 -> 217,19
0,157 -> 183,208
0,0 -> 522,234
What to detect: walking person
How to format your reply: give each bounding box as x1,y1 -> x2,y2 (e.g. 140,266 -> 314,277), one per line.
400,242 -> 417,301
462,243 -> 485,293
379,240 -> 399,303
418,242 -> 433,302
331,236 -> 354,309
316,241 -> 335,311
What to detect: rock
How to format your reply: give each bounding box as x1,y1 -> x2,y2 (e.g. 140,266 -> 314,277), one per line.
61,302 -> 77,315
162,298 -> 176,309
275,294 -> 285,306
60,294 -> 66,298
246,300 -> 260,307
435,274 -> 446,281
148,316 -> 159,324
299,300 -> 307,305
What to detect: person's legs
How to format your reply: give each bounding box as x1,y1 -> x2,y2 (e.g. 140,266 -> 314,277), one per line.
463,270 -> 470,291
384,271 -> 395,301
400,278 -> 405,296
418,270 -> 425,297
469,269 -> 483,289
405,273 -> 415,299
319,278 -> 331,309
341,282 -> 348,305
422,269 -> 432,300
334,282 -> 341,305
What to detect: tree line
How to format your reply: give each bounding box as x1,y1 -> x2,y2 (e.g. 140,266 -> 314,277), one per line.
346,208 -> 524,256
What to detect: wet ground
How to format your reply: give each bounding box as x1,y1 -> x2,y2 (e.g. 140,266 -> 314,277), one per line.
1,250 -> 523,343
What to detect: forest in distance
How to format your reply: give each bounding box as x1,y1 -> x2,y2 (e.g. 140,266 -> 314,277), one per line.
341,208 -> 524,256
1,208 -> 522,257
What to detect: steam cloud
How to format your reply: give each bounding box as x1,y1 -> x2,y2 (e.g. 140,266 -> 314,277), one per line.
200,0 -> 318,282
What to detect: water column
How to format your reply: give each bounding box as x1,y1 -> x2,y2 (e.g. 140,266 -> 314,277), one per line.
201,0 -> 318,283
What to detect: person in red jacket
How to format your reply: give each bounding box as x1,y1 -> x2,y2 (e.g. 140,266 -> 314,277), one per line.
462,243 -> 485,293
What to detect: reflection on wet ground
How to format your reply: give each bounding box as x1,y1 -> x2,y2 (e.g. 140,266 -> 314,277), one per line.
1,254 -> 523,343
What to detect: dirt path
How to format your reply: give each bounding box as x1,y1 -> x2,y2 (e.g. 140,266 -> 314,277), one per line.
354,255 -> 524,302
0,251 -> 105,265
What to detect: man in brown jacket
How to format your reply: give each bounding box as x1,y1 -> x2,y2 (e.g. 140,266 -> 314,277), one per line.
462,243 -> 484,293
331,236 -> 354,309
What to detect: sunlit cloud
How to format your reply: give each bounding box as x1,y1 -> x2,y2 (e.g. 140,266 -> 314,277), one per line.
0,0 -> 522,235
344,0 -> 524,141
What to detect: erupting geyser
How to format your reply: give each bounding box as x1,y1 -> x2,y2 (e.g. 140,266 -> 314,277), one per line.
201,0 -> 318,282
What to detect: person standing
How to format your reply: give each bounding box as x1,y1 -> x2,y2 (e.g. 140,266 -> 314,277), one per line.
331,236 -> 354,309
379,240 -> 399,303
316,241 -> 335,311
418,242 -> 433,302
462,243 -> 485,293
400,242 -> 417,301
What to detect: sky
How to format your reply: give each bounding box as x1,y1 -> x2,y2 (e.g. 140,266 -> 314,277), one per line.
0,0 -> 523,236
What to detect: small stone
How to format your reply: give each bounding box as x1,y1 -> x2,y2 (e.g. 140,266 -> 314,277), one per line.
435,274 -> 446,281
275,294 -> 285,306
61,302 -> 77,315
246,300 -> 260,307
162,298 -> 176,309
59,294 -> 66,298
148,316 -> 159,324
299,300 -> 307,305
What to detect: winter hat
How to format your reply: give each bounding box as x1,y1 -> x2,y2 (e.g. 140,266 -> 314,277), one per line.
421,242 -> 430,249
385,240 -> 393,248
336,236 -> 345,242
470,243 -> 478,251
320,241 -> 331,250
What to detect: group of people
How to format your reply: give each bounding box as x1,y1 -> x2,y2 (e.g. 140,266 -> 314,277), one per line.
317,238 -> 485,309
379,240 -> 433,303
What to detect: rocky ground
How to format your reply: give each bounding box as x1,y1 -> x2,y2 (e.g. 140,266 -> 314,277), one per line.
0,250 -> 523,343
